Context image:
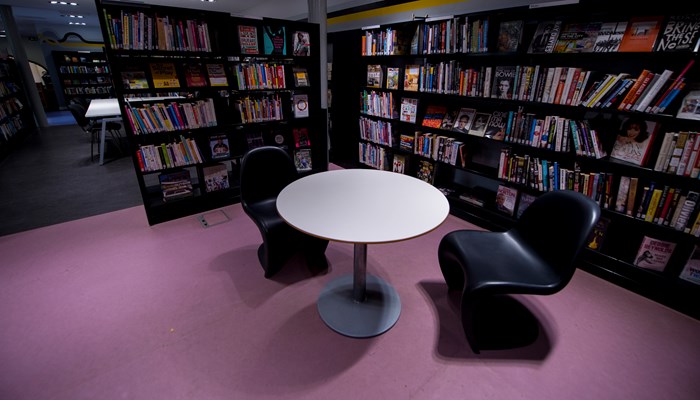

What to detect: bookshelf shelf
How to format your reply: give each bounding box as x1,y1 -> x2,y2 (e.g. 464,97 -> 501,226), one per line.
52,51 -> 115,103
343,1 -> 700,318
96,0 -> 326,225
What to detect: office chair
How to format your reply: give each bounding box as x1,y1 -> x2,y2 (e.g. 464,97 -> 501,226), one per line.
240,146 -> 329,278
68,103 -> 123,161
438,190 -> 600,353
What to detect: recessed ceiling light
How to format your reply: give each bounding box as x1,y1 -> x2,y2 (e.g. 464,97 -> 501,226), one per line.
201,0 -> 216,2
69,22 -> 86,25
50,1 -> 78,5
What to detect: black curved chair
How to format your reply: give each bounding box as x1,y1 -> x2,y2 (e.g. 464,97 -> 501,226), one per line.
68,103 -> 123,161
438,190 -> 600,353
240,146 -> 329,278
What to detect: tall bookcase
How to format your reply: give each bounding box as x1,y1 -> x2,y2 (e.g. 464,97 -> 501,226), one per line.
0,58 -> 35,161
95,0 -> 325,225
52,50 -> 115,104
344,1 -> 700,319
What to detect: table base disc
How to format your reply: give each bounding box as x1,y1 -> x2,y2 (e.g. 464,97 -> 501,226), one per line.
317,274 -> 401,338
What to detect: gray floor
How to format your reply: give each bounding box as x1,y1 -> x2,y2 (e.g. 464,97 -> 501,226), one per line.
0,112 -> 143,237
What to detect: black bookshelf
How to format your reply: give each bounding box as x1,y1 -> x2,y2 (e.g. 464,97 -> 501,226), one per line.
52,50 -> 115,104
0,58 -> 35,162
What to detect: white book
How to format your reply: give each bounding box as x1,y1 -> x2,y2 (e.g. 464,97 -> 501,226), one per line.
654,131 -> 676,171
636,69 -> 673,112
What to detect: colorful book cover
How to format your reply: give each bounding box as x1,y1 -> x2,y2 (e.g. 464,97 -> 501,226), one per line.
263,25 -> 286,55
202,163 -> 230,193
386,67 -> 399,90
293,67 -> 310,87
238,25 -> 259,54
618,16 -> 664,52
121,70 -> 149,89
184,63 -> 207,87
149,63 -> 180,89
400,98 -> 418,123
421,105 -> 447,128
292,31 -> 311,56
206,64 -> 228,86
655,15 -> 700,52
416,159 -> 435,184
586,216 -> 611,251
366,64 -> 383,88
209,134 -> 230,159
609,117 -> 659,166
392,154 -> 407,174
293,94 -> 309,118
491,66 -> 517,99
293,127 -> 311,148
158,170 -> 193,201
554,22 -> 602,53
593,21 -> 628,52
294,148 -> 312,171
634,235 -> 676,271
403,65 -> 420,91
680,245 -> 700,285
496,185 -> 518,216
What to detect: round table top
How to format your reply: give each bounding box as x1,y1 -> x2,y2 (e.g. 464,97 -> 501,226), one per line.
277,169 -> 450,244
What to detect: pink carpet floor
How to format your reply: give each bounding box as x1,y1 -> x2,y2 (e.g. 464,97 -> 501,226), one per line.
1,202 -> 699,400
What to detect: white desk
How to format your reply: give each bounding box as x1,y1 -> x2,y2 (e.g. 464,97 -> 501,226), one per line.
277,169 -> 449,338
84,98 -> 122,165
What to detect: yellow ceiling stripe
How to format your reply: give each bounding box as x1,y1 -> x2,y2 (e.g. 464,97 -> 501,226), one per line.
328,0 -> 469,26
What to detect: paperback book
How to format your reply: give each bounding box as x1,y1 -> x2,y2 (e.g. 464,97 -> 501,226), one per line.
149,62 -> 180,88
609,117 -> 659,166
497,20 -> 524,52
416,159 -> 435,184
484,110 -> 508,141
121,70 -> 149,89
184,63 -> 207,87
386,67 -> 399,90
293,67 -> 310,87
238,25 -> 259,54
468,112 -> 491,137
294,148 -> 312,171
527,20 -> 562,53
367,64 -> 383,88
263,25 -> 287,55
202,163 -> 230,193
491,66 -> 517,99
400,98 -> 418,123
292,127 -> 311,147
292,31 -> 311,56
158,170 -> 193,202
618,16 -> 664,52
206,63 -> 228,86
496,185 -> 518,216
452,107 -> 476,133
680,245 -> 700,285
209,134 -> 230,159
516,192 -> 537,218
633,235 -> 676,271
676,91 -> 700,120
586,216 -> 611,251
593,21 -> 628,52
422,105 -> 447,128
403,65 -> 420,91
293,94 -> 310,118
392,154 -> 407,174
654,15 -> 700,52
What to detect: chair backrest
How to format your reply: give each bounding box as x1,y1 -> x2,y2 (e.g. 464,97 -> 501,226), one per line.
67,103 -> 90,128
240,146 -> 298,208
513,190 -> 601,286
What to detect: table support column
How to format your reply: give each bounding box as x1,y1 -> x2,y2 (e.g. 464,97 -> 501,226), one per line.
353,243 -> 367,302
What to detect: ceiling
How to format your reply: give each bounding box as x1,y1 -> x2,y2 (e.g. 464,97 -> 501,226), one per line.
0,0 -> 383,39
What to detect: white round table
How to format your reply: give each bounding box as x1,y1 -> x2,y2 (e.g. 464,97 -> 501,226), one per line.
277,169 -> 449,337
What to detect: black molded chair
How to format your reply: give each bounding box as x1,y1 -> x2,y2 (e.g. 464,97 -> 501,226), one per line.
438,190 -> 600,353
68,103 -> 123,161
240,146 -> 329,278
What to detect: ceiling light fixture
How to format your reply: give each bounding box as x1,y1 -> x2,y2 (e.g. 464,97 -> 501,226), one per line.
69,22 -> 86,25
201,0 -> 216,2
50,1 -> 78,5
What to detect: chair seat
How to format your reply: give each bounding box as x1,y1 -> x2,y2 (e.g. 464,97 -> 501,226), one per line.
440,230 -> 562,296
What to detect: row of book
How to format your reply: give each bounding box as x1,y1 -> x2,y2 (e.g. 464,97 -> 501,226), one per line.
0,81 -> 19,98
0,115 -> 24,141
654,131 -> 700,177
63,87 -> 114,96
0,98 -> 23,120
360,90 -> 396,119
233,94 -> 285,124
136,135 -> 204,172
358,142 -> 392,171
102,9 -> 213,52
410,131 -> 465,167
359,116 -> 394,147
58,65 -> 110,75
233,63 -> 288,90
125,99 -> 218,135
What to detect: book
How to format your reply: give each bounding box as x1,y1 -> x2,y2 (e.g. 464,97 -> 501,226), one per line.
609,117 -> 659,166
209,134 -> 230,159
238,25 -> 259,54
528,21 -> 562,53
400,98 -> 418,123
416,159 -> 435,184
367,64 -> 383,88
121,70 -> 149,89
206,63 -> 228,86
265,129 -> 289,150
294,148 -> 312,171
496,185 -> 518,216
403,65 -> 420,91
468,112 -> 491,137
553,22 -> 602,53
593,21 -> 628,52
292,67 -> 310,87
440,109 -> 458,130
158,170 -> 193,202
680,245 -> 700,285
263,25 -> 286,55
516,192 -> 536,218
292,127 -> 311,148
422,105 -> 447,128
399,133 -> 415,152
586,216 -> 611,251
392,154 -> 407,174
293,94 -> 309,118
386,67 -> 399,90
484,110 -> 508,141
615,176 -> 632,213
292,31 -> 311,56
618,16 -> 664,52
497,20 -> 524,52
676,90 -> 700,120
184,63 -> 207,87
491,66 -> 517,99
655,15 -> 700,52
149,62 -> 180,88
202,163 -> 230,193
633,236 -> 676,272
452,107 -> 476,133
